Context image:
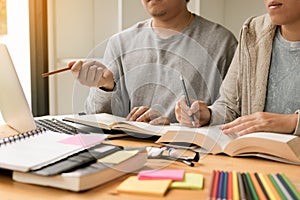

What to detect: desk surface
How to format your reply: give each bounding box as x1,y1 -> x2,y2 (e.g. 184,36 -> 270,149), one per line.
0,137 -> 300,200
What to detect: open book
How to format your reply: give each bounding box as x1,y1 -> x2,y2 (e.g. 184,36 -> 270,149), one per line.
64,113 -> 180,137
156,125 -> 300,165
13,148 -> 147,191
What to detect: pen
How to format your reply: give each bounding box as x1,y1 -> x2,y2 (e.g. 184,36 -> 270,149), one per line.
42,65 -> 72,77
180,75 -> 196,127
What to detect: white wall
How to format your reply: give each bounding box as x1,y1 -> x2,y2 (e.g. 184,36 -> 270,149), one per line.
199,0 -> 266,38
48,0 -> 267,115
0,0 -> 31,107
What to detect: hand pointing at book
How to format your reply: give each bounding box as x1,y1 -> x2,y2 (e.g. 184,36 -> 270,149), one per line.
70,60 -> 114,91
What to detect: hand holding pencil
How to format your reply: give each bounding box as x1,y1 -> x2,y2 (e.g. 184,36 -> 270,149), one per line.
42,61 -> 75,77
175,77 -> 211,128
42,60 -> 115,90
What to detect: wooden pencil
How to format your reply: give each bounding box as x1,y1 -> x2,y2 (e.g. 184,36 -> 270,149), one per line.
254,172 -> 270,200
262,173 -> 282,200
222,171 -> 228,200
245,173 -> 259,200
268,174 -> 286,200
208,170 -> 216,200
280,173 -> 300,200
237,172 -> 246,200
250,173 -> 267,200
227,171 -> 233,200
211,170 -> 220,200
241,173 -> 253,200
232,171 -> 239,200
272,174 -> 292,199
42,66 -> 72,77
217,171 -> 224,200
258,173 -> 277,200
276,173 -> 298,200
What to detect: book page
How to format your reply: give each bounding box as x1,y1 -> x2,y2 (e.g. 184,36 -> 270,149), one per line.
64,113 -> 126,130
114,121 -> 181,136
224,132 -> 300,163
157,125 -> 234,154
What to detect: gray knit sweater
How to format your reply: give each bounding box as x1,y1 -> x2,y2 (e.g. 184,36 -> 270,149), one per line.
85,15 -> 237,123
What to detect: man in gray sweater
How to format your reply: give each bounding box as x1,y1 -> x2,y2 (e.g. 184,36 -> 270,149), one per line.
71,0 -> 237,125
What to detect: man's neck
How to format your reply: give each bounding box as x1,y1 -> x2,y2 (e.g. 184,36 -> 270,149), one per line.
151,10 -> 193,33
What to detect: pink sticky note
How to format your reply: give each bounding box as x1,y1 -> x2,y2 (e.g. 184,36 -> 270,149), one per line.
138,169 -> 185,181
59,134 -> 106,147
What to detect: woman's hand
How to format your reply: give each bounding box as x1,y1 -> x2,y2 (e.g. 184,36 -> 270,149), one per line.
221,112 -> 298,136
175,96 -> 211,127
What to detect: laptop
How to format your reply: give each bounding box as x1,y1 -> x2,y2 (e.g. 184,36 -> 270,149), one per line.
0,44 -> 36,133
0,44 -> 123,137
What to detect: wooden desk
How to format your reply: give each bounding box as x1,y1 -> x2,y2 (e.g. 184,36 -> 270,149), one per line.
0,138 -> 299,200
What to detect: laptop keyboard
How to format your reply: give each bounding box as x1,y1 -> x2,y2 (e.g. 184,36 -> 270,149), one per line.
35,118 -> 84,135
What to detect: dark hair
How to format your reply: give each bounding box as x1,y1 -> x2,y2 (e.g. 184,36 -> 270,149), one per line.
186,0 -> 190,2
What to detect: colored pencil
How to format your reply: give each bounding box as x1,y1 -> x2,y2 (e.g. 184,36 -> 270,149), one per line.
232,171 -> 239,200
245,173 -> 259,200
208,170 -> 216,200
272,174 -> 292,199
268,174 -> 286,200
242,173 -> 253,200
227,171 -> 233,200
222,171 -> 228,200
250,173 -> 267,200
258,173 -> 278,200
211,171 -> 220,200
262,173 -> 282,200
254,173 -> 270,200
217,171 -> 224,200
280,173 -> 300,199
237,172 -> 246,200
276,173 -> 298,200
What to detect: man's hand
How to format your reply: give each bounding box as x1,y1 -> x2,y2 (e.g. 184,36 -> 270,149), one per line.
221,112 -> 298,136
126,106 -> 170,125
70,60 -> 114,90
175,96 -> 211,127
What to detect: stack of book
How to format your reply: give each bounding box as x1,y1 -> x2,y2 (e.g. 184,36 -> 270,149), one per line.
13,145 -> 147,192
208,170 -> 300,200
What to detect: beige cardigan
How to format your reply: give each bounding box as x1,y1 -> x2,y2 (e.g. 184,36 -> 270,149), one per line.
209,14 -> 300,136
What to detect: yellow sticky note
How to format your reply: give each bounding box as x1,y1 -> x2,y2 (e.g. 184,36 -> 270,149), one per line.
117,176 -> 172,196
170,173 -> 204,190
97,150 -> 138,164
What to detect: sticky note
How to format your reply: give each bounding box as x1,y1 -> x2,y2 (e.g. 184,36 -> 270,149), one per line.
138,169 -> 185,180
170,173 -> 204,190
117,176 -> 172,196
97,150 -> 138,164
58,133 -> 106,147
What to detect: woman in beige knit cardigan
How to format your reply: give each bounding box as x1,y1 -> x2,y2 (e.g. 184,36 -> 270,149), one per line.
175,0 -> 300,136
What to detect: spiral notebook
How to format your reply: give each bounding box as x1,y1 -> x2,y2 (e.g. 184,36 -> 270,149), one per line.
0,44 -> 105,172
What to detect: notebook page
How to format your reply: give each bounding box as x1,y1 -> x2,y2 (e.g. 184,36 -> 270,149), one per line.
0,131 -> 95,172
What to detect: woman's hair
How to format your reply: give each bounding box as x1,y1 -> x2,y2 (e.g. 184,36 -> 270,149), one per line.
186,0 -> 190,2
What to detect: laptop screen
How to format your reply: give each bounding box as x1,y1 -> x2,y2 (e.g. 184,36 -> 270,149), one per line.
0,44 -> 36,133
